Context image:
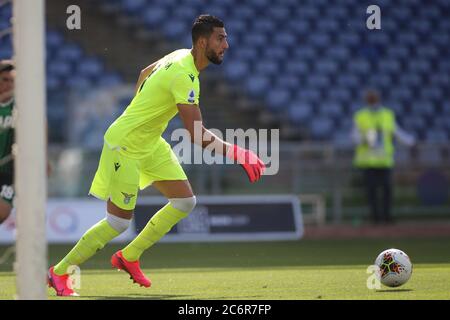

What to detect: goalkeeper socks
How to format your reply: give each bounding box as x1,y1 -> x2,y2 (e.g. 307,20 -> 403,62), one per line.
121,203 -> 189,262
53,218 -> 121,276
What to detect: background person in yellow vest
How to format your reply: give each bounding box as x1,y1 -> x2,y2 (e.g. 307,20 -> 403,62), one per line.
352,90 -> 415,224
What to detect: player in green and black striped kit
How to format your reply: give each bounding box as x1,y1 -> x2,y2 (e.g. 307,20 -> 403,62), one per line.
0,60 -> 15,224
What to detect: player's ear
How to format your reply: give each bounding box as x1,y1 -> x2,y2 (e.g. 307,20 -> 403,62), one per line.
199,37 -> 207,49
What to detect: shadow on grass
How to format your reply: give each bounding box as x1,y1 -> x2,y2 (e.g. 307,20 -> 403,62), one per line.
375,289 -> 413,293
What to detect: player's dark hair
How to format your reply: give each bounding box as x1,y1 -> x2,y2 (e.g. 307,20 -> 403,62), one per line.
191,14 -> 224,44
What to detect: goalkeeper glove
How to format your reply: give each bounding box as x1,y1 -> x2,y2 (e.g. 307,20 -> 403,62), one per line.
226,144 -> 266,183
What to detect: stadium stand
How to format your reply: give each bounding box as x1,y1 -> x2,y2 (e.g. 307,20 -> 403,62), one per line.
1,0 -> 449,143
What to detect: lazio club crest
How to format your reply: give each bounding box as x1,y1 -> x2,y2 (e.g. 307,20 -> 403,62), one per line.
121,192 -> 135,204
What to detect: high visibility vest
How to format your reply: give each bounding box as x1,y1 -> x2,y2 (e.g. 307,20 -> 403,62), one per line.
353,107 -> 395,168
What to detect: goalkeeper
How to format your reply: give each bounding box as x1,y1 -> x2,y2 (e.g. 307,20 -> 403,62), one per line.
49,15 -> 265,296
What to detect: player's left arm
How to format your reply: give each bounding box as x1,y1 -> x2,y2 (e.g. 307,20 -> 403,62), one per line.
176,104 -> 229,154
177,104 -> 265,183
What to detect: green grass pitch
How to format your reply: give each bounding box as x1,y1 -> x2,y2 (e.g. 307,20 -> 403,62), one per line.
1,238 -> 449,299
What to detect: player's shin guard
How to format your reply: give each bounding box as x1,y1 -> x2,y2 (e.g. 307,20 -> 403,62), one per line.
53,215 -> 129,276
121,198 -> 195,262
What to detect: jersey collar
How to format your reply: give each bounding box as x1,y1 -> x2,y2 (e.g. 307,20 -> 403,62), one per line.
0,97 -> 14,108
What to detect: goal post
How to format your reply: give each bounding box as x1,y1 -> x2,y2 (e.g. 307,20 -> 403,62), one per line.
13,0 -> 47,299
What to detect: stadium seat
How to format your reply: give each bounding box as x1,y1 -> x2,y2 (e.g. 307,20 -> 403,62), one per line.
265,89 -> 291,112
288,103 -> 313,125
246,75 -> 270,96
425,130 -> 449,143
310,117 -> 334,140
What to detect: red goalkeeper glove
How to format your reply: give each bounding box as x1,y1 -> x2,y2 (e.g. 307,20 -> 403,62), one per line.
226,144 -> 266,183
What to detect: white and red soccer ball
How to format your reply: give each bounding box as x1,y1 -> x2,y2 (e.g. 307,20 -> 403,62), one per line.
375,248 -> 413,287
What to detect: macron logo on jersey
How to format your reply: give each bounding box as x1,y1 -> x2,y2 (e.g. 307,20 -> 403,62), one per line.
188,90 -> 196,103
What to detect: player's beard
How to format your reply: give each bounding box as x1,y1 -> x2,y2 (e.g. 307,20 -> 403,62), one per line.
206,47 -> 223,65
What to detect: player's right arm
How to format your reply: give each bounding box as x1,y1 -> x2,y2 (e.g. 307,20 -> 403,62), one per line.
135,60 -> 159,94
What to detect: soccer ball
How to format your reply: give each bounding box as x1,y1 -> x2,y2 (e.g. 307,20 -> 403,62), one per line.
374,248 -> 413,287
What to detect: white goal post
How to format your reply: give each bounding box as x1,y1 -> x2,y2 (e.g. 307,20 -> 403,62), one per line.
13,0 -> 47,299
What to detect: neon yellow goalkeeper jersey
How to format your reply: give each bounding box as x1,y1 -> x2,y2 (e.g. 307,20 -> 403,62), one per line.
104,49 -> 200,159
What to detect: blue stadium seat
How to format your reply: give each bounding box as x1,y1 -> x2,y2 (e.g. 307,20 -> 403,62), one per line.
121,0 -> 147,15
368,32 -> 391,45
336,74 -> 359,90
309,33 -> 331,49
295,6 -> 320,19
420,87 -> 443,102
425,130 -> 449,143
410,101 -> 436,118
263,46 -> 286,60
266,88 -> 291,112
251,19 -> 275,33
429,73 -> 449,87
231,5 -> 254,19
141,7 -> 168,27
242,33 -> 267,48
293,47 -> 316,60
402,116 -> 427,136
288,103 -> 313,124
419,6 -> 441,19
386,46 -> 410,60
288,19 -> 310,35
77,57 -> 104,78
378,60 -> 402,74
98,73 -> 123,87
338,33 -> 360,48
316,19 -> 339,32
254,60 -> 279,76
163,20 -> 186,39
273,33 -> 296,48
275,75 -> 299,91
296,88 -> 321,103
396,32 -> 419,46
224,60 -> 249,81
389,87 -> 414,103
408,59 -> 432,74
226,19 -> 247,34
246,75 -> 270,96
203,5 -> 227,19
310,117 -> 334,140
48,60 -> 72,78
327,88 -> 351,103
284,60 -> 309,75
398,74 -> 422,88
391,7 -> 413,22
319,103 -> 342,118
65,75 -> 92,90
46,30 -> 65,49
46,75 -> 63,92
268,5 -> 291,21
430,33 -> 449,48
307,74 -> 331,90
433,116 -> 450,131
346,59 -> 370,75
57,43 -> 83,63
315,60 -> 339,75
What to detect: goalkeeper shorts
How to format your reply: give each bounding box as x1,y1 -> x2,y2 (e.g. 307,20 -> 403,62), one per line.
89,139 -> 187,210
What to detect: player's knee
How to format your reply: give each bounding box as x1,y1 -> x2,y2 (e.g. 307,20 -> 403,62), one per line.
169,196 -> 196,214
106,212 -> 131,233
